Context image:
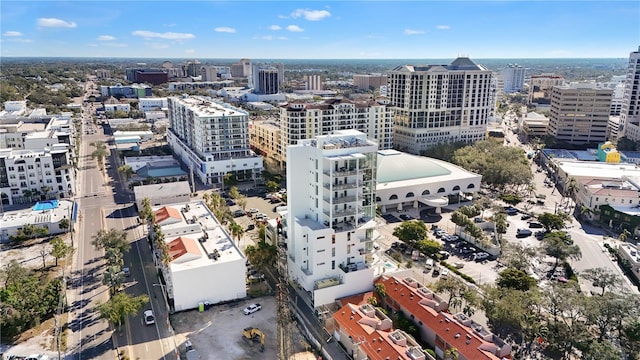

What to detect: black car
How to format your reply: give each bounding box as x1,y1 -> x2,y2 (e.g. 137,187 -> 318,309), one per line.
399,214 -> 414,221
521,214 -> 532,220
528,222 -> 543,229
516,228 -> 533,237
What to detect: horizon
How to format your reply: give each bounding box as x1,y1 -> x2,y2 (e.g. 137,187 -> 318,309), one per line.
1,1 -> 638,59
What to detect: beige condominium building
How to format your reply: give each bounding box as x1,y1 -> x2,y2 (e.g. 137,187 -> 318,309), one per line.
387,57 -> 495,154
548,83 -> 612,144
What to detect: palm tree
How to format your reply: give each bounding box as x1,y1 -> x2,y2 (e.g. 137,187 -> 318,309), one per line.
444,347 -> 459,360
564,177 -> 578,209
229,221 -> 244,245
103,265 -> 125,295
118,165 -> 134,181
90,141 -> 109,170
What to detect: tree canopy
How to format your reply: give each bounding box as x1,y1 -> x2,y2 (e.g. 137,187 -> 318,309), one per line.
452,139 -> 533,189
392,220 -> 428,246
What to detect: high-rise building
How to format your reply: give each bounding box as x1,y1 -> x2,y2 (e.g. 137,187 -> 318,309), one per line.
353,74 -> 388,90
166,96 -> 263,186
501,64 -> 525,93
528,74 -> 565,105
305,75 -> 323,91
549,83 -> 612,144
286,130 -> 378,307
621,47 -> 640,141
387,57 -> 494,154
250,63 -> 284,94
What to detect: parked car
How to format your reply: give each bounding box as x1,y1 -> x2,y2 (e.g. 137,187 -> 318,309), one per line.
473,252 -> 490,261
516,228 -> 533,237
453,262 -> 465,269
243,303 -> 262,315
143,309 -> 155,325
233,209 -> 246,217
441,269 -> 450,278
505,207 -> 518,215
434,229 -> 447,238
520,214 -> 532,220
425,258 -> 435,269
122,267 -> 130,277
535,231 -> 547,240
246,224 -> 255,231
438,251 -> 450,260
399,214 -> 414,221
528,222 -> 544,229
443,235 -> 459,242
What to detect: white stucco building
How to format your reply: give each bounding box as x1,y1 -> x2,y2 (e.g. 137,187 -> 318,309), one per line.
0,199 -> 74,242
375,150 -> 482,213
133,181 -> 191,210
150,201 -> 246,312
501,64 -> 526,93
104,103 -> 131,113
167,96 -> 263,186
286,130 -> 378,307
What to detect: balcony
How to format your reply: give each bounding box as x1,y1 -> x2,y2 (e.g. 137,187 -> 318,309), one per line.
333,195 -> 356,204
324,181 -> 359,191
323,168 -> 358,177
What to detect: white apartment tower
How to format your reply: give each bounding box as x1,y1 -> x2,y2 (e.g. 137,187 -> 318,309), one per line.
549,83 -> 612,144
286,130 -> 377,307
501,64 -> 526,93
621,47 -> 640,141
167,96 -> 263,186
387,57 -> 494,154
250,63 -> 284,95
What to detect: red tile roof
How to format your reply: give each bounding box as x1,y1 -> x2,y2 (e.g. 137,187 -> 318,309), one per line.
333,298 -> 427,360
154,206 -> 182,224
167,236 -> 201,261
375,276 -> 510,360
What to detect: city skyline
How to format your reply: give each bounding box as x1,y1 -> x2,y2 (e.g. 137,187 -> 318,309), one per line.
1,1 -> 638,59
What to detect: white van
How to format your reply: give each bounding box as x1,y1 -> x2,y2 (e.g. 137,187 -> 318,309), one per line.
425,258 -> 435,269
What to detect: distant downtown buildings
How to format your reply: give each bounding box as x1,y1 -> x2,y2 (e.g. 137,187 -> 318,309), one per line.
501,64 -> 526,93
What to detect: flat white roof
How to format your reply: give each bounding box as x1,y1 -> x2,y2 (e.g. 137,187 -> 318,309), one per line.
134,181 -> 191,200
154,201 -> 243,272
558,160 -> 640,179
0,200 -> 73,228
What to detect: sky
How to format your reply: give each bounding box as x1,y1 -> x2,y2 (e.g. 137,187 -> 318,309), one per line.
1,1 -> 639,59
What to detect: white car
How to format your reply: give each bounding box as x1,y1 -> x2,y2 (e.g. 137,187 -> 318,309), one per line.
441,269 -> 450,278
143,309 -> 155,325
243,303 -> 262,315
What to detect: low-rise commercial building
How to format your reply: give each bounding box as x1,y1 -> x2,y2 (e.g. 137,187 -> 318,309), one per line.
133,181 -> 191,210
0,199 -> 74,242
617,243 -> 640,282
375,273 -> 511,360
150,201 -> 246,312
375,150 -> 481,213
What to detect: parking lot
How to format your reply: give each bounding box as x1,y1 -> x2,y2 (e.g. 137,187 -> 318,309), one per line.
171,297 -> 280,359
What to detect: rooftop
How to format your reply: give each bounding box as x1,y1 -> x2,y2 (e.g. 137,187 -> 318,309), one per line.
0,199 -> 73,230
133,181 -> 191,200
172,96 -> 247,118
153,201 -> 243,270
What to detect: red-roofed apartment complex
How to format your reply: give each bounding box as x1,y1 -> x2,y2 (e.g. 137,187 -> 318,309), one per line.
333,292 -> 434,360
372,275 -> 511,360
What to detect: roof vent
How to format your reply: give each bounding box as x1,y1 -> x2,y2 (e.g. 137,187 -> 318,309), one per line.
455,333 -> 461,339
466,339 -> 471,345
377,348 -> 381,352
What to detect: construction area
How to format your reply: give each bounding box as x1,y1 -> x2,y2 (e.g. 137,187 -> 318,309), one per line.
171,296 -> 313,360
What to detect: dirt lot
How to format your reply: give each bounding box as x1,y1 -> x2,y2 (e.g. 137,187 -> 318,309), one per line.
171,296 -> 279,360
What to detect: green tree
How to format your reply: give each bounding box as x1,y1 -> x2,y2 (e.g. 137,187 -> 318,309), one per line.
581,267 -> 622,296
244,239 -> 277,269
453,139 -> 532,190
497,267 -> 537,291
103,265 -> 125,295
118,164 -> 134,181
444,347 -> 459,360
500,243 -> 537,271
50,236 -> 73,266
392,220 -> 428,248
138,197 -> 153,224
374,283 -> 387,298
90,141 -> 109,169
91,228 -> 130,254
229,221 -> 245,245
228,186 -> 241,199
265,180 -> 280,193
540,231 -> 581,269
537,212 -> 567,231
58,218 -> 71,233
97,292 -> 149,329
416,239 -> 443,258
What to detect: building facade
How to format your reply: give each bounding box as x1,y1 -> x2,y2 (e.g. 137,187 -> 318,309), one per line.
305,75 -> 323,91
167,96 -> 263,186
548,83 -> 612,144
353,74 -> 388,90
276,98 -> 394,168
387,57 -> 495,154
139,97 -> 168,112
286,130 -> 378,307
501,64 -> 525,93
250,63 -> 284,94
528,74 -> 565,105
100,84 -> 152,98
621,47 -> 640,141
0,146 -> 76,206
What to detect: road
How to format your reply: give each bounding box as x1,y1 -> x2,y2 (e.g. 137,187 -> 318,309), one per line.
65,90 -> 176,359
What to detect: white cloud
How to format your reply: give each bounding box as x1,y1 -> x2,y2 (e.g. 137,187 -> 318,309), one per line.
185,49 -> 195,54
97,35 -> 116,41
106,43 -> 127,47
214,27 -> 236,33
286,25 -> 304,32
8,38 -> 33,43
277,36 -> 287,40
149,43 -> 169,49
37,18 -> 77,28
268,25 -> 282,31
254,35 -> 274,41
404,29 -> 425,35
4,31 -> 23,37
132,30 -> 195,40
291,9 -> 331,21
436,25 -> 450,30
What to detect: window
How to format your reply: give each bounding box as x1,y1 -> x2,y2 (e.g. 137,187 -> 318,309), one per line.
332,235 -> 335,244
331,260 -> 335,270
389,194 -> 398,200
421,190 -> 430,195
332,248 -> 335,257
467,183 -> 475,189
452,185 -> 460,191
406,192 -> 415,198
437,187 -> 445,193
